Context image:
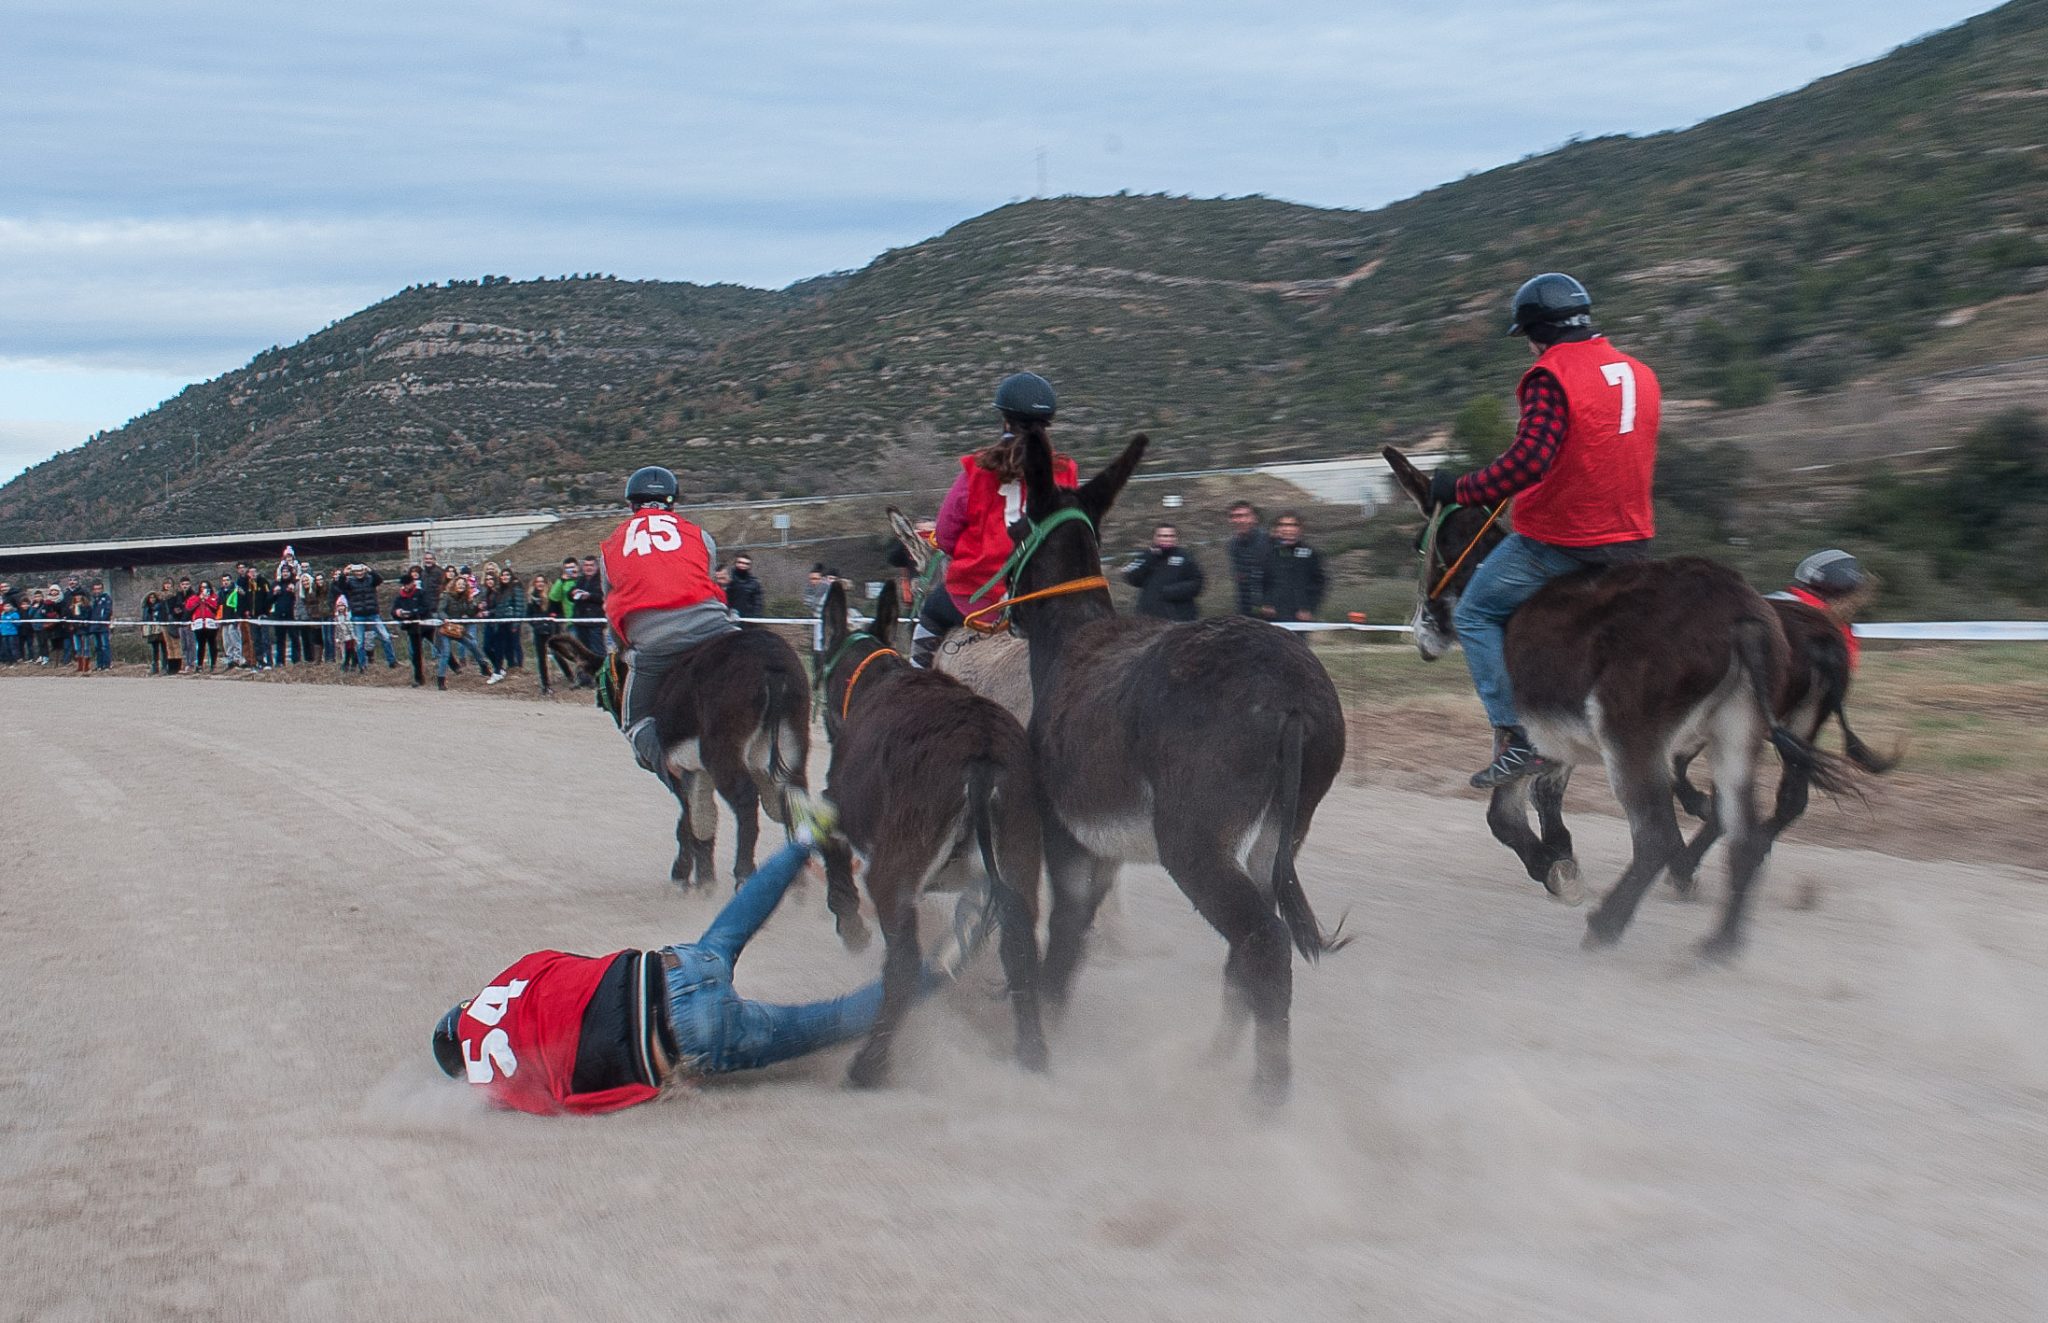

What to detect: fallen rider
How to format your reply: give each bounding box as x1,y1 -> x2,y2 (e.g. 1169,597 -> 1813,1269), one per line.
430,793 -> 985,1113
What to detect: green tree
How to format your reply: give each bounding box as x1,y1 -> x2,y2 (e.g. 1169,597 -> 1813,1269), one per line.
1447,394 -> 1513,469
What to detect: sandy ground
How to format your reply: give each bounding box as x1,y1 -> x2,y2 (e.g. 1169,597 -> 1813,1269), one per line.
2,678 -> 2045,1322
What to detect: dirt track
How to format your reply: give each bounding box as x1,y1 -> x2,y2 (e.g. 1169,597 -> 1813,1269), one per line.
3,678 -> 2045,1321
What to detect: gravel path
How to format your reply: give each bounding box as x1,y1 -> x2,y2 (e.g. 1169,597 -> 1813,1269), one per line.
2,678 -> 2043,1321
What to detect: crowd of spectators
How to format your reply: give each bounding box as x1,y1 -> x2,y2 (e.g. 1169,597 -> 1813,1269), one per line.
1119,502 -> 1326,624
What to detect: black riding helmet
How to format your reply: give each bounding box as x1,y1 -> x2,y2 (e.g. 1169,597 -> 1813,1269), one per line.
1507,272 -> 1593,337
432,1002 -> 469,1078
1793,549 -> 1865,596
625,465 -> 679,509
993,372 -> 1056,421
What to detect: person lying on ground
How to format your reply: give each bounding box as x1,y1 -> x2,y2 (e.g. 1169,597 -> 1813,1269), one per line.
429,794 -> 985,1115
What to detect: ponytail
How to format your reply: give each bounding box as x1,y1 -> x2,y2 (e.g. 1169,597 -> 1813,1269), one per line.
978,414 -> 1049,482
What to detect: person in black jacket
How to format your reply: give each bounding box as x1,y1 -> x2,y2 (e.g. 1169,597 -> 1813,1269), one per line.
1225,500 -> 1270,617
724,554 -> 766,619
1121,524 -> 1205,622
1258,512 -> 1326,623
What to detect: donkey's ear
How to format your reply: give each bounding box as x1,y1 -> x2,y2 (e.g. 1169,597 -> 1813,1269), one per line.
886,507 -> 931,573
1022,427 -> 1061,522
1381,446 -> 1434,514
1078,433 -> 1148,524
822,580 -> 849,651
869,579 -> 901,640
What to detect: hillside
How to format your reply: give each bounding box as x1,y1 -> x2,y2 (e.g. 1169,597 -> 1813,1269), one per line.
2,0 -> 2044,542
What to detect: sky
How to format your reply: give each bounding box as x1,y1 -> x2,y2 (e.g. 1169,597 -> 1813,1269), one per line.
0,0 -> 2005,485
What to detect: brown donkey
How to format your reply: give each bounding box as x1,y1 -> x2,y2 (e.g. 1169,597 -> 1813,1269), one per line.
1004,427 -> 1347,1104
1384,446 -> 1844,957
886,507 -> 1034,722
549,630 -> 810,886
1669,595 -> 1895,886
814,581 -> 1046,1086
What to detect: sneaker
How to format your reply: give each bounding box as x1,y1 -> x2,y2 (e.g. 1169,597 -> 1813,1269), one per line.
782,790 -> 840,847
486,670 -> 505,685
1470,726 -> 1552,790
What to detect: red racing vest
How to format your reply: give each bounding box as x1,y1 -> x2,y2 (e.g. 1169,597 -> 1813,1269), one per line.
599,510 -> 726,638
1511,337 -> 1660,548
943,454 -> 1080,605
1784,585 -> 1861,670
455,949 -> 659,1116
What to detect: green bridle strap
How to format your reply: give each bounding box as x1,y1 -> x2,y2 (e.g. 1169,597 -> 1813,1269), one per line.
969,506 -> 1097,604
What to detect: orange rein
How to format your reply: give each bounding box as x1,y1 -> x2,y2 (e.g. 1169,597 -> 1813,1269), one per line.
961,574 -> 1110,634
839,646 -> 900,720
1429,503 -> 1506,600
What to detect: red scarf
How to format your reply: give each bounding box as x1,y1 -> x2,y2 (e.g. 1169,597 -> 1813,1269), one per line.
1785,586 -> 1859,670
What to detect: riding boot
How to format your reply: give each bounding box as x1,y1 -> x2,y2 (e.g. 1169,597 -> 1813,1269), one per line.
1470,725 -> 1550,789
910,625 -> 942,669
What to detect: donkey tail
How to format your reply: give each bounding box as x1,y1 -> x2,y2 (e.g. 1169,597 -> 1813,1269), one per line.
931,758 -> 1005,982
1272,712 -> 1349,962
761,667 -> 800,787
1732,616 -> 1853,798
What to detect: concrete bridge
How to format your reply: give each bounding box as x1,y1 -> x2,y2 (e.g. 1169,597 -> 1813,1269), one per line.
0,513 -> 560,579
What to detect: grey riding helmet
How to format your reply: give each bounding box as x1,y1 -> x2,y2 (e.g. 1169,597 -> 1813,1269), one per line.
993,372 -> 1056,420
1793,549 -> 1864,596
1507,272 -> 1593,337
625,465 -> 679,508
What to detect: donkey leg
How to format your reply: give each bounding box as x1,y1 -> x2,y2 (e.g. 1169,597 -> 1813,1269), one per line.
1583,757 -> 1686,948
1531,767 -> 1583,905
668,774 -> 699,887
1159,830 -> 1295,1104
1484,780 -> 1548,886
1701,736 -> 1771,961
686,770 -> 719,884
1039,823 -> 1112,1013
820,837 -> 870,953
847,884 -> 921,1089
996,872 -> 1048,1073
722,772 -> 762,885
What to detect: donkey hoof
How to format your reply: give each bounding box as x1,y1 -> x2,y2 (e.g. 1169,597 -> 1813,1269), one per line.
1581,914 -> 1624,950
835,916 -> 872,954
1696,931 -> 1743,964
1545,859 -> 1585,906
1015,1036 -> 1050,1075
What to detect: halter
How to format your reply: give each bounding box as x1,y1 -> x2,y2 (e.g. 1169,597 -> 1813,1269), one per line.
961,505 -> 1108,632
1417,501 -> 1506,600
817,631 -> 900,721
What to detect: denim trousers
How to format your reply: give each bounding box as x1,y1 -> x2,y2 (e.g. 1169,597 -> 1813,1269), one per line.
1451,532 -> 1587,729
661,842 -> 885,1075
354,617 -> 396,665
435,630 -> 489,677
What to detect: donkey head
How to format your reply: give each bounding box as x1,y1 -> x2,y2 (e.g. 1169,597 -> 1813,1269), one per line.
886,506 -> 932,575
818,578 -> 900,742
1006,427 -> 1149,633
1382,446 -> 1508,662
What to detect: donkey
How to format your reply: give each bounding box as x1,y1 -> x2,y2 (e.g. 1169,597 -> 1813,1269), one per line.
1000,427 -> 1347,1103
813,581 -> 1046,1086
548,629 -> 810,887
1669,594 -> 1895,886
1383,446 -> 1844,957
886,507 -> 1034,722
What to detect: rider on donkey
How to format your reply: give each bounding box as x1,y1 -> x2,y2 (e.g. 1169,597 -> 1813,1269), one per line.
601,466 -> 738,784
912,372 -> 1080,668
429,795 -> 983,1113
1419,272 -> 1664,788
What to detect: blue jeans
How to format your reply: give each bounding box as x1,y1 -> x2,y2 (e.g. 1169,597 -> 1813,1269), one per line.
435,630 -> 489,677
92,630 -> 111,668
1452,532 -> 1586,729
662,842 -> 885,1075
354,617 -> 396,666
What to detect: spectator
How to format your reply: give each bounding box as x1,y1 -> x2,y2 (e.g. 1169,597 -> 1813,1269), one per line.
304,572 -> 333,663
0,597 -> 19,665
171,576 -> 195,668
187,582 -> 221,672
434,578 -> 492,690
528,571 -> 576,694
1121,524 -> 1205,622
1259,512 -> 1327,624
338,563 -> 397,668
572,555 -> 606,656
156,578 -> 185,675
392,568 -> 431,687
725,554 -> 766,619
1225,500 -> 1271,617
547,558 -> 580,635
334,589 -> 360,672
802,564 -> 836,653
486,568 -> 527,677
217,572 -> 247,669
267,573 -> 298,667
87,579 -> 113,670
141,591 -> 166,673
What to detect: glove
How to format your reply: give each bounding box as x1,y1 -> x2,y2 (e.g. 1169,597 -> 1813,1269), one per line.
1428,469 -> 1462,511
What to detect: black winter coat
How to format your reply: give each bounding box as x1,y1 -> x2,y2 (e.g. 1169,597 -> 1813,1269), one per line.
1121,546 -> 1205,622
1260,542 -> 1327,621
